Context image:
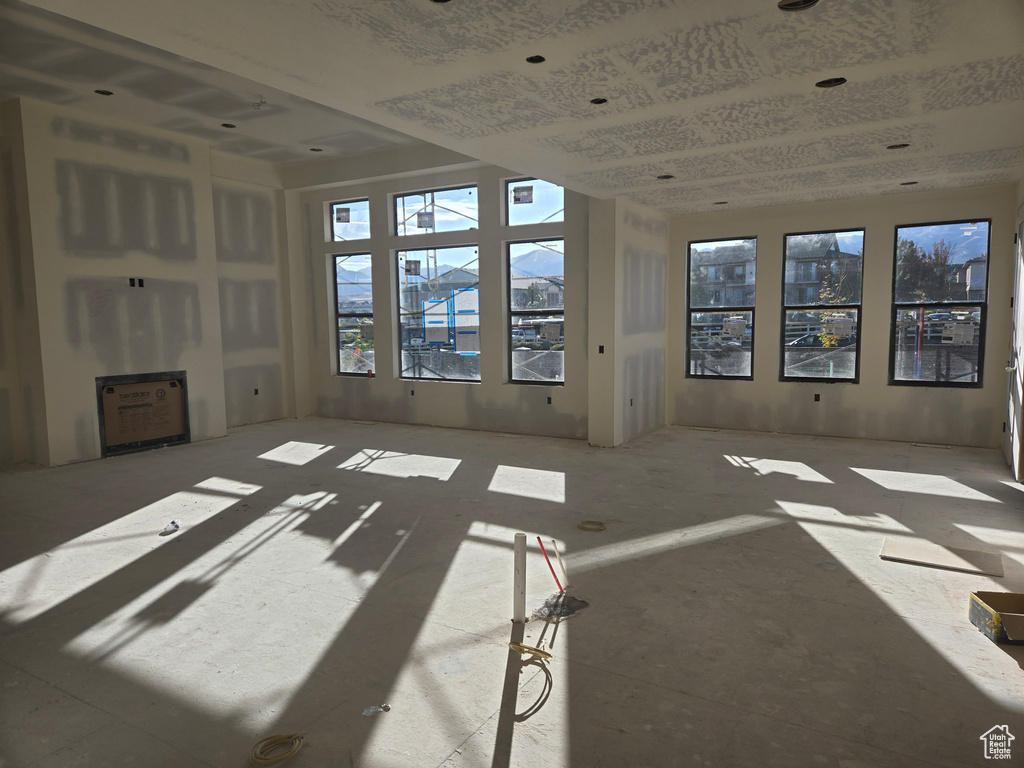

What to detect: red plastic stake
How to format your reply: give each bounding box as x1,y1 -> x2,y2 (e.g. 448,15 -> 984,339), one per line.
537,536 -> 563,592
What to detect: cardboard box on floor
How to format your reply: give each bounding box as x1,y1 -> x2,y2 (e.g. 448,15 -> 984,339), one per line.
970,592 -> 1024,645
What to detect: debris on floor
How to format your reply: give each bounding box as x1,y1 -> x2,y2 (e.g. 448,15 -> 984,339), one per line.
532,592 -> 590,620
879,537 -> 1003,577
159,520 -> 180,536
969,592 -> 1024,644
250,732 -> 304,766
362,704 -> 391,717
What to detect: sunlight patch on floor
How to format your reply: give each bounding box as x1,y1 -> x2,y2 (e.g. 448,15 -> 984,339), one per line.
62,492 -> 397,733
357,531 -> 570,766
257,441 -> 335,466
725,455 -> 833,483
487,466 -> 566,503
954,523 -> 1024,568
338,449 -> 461,481
776,500 -> 1023,712
851,468 -> 999,502
565,514 -> 785,573
0,482 -> 257,623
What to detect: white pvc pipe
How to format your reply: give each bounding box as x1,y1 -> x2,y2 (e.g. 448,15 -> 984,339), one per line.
513,532 -> 527,623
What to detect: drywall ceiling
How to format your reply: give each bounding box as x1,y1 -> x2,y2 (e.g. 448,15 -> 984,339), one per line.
0,1 -> 422,165
5,0 -> 1024,214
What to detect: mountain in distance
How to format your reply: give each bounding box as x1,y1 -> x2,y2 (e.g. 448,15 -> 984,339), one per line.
900,223 -> 989,265
336,265 -> 370,283
336,264 -> 372,297
399,263 -> 477,283
510,248 -> 563,278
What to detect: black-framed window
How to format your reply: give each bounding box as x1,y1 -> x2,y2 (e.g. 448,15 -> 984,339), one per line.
508,239 -> 564,384
687,238 -> 756,379
397,245 -> 480,381
330,199 -> 370,241
890,219 -> 989,386
781,229 -> 864,382
505,178 -> 564,226
394,185 -> 478,236
334,253 -> 374,375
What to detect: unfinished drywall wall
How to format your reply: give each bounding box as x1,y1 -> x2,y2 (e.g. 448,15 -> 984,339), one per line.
669,184 -> 1016,448
0,100 -> 48,467
295,162 -> 589,440
618,200 -> 668,443
14,97 -> 227,465
586,198 -> 668,447
65,277 -> 201,372
213,170 -> 292,428
1006,186 -> 1024,477
56,160 -> 197,260
587,198 -> 617,447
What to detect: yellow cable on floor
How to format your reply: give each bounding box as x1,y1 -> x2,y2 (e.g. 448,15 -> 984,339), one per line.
250,733 -> 304,766
509,642 -> 552,660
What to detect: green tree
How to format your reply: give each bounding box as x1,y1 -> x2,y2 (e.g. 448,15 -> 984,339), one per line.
689,266 -> 714,307
344,319 -> 374,351
895,237 -> 954,302
817,248 -> 862,346
524,282 -> 546,308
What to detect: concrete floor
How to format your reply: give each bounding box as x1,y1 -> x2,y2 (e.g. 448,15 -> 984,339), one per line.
1,417 -> 1023,768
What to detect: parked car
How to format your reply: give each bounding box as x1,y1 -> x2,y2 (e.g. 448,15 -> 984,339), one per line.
786,334 -> 855,348
692,337 -> 742,352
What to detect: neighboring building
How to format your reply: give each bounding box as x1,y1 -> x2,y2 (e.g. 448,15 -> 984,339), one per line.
782,233 -> 861,305
949,256 -> 987,301
690,242 -> 755,306
510,275 -> 565,310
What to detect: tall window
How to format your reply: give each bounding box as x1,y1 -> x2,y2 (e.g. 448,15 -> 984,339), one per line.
394,186 -> 478,236
397,245 -> 480,381
505,178 -> 564,226
890,220 -> 989,386
687,238 -> 756,378
334,254 -> 374,375
330,199 -> 370,241
508,239 -> 564,383
781,229 -> 864,381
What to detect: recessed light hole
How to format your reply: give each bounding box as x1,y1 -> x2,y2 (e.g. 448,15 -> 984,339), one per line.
525,55 -> 546,64
590,97 -> 608,105
94,89 -> 114,96
309,147 -> 324,152
814,77 -> 847,88
221,123 -> 236,129
886,143 -> 910,150
713,201 -> 729,205
900,181 -> 919,186
656,174 -> 675,180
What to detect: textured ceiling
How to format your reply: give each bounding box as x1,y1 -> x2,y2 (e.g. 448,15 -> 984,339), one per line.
0,0 -> 422,165
3,0 -> 1023,215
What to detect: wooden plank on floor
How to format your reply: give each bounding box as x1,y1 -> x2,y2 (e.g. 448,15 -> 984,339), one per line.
879,537 -> 1004,577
